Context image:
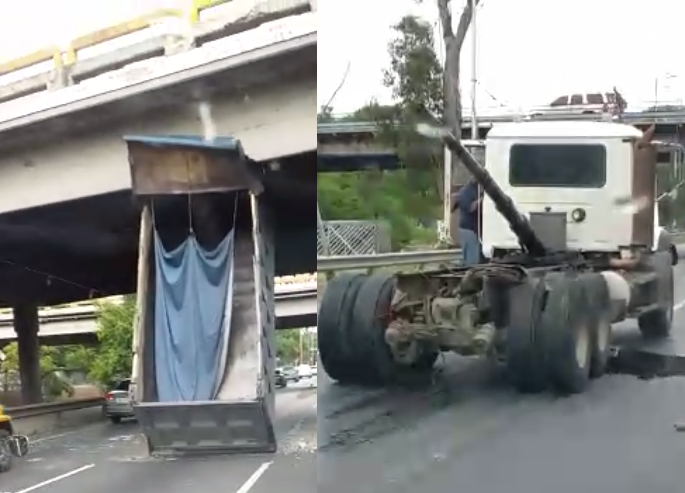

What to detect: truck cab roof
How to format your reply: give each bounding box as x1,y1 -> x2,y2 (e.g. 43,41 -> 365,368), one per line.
487,121 -> 643,140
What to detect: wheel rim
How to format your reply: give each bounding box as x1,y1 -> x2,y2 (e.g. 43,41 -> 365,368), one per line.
596,319 -> 610,353
576,324 -> 590,368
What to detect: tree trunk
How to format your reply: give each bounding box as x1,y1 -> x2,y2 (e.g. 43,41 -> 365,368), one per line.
438,0 -> 479,244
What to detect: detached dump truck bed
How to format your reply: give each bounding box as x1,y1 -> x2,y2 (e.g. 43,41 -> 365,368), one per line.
126,135 -> 277,455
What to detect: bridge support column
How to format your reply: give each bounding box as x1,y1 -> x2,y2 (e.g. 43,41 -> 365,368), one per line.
14,304 -> 42,404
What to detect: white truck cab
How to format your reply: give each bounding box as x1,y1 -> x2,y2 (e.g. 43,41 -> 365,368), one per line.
480,121 -> 672,259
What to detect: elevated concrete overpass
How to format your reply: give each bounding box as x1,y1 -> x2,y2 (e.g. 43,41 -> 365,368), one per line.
0,289 -> 317,346
317,108 -> 685,142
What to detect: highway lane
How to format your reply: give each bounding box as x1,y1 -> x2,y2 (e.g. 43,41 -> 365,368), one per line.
318,261 -> 685,493
1,380 -> 317,493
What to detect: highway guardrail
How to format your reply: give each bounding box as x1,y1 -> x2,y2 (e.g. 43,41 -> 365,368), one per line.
317,249 -> 460,273
318,231 -> 685,274
8,397 -> 103,419
7,397 -> 105,437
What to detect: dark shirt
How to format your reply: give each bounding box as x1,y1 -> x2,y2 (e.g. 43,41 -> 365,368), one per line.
456,182 -> 479,231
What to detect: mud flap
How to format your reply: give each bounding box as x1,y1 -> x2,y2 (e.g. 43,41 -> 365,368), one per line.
134,400 -> 276,456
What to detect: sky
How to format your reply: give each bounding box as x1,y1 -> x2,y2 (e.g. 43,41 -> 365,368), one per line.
318,0 -> 685,115
2,0 -> 684,115
0,0 -> 187,55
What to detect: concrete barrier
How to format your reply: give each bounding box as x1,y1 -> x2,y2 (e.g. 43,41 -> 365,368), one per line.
7,398 -> 105,437
11,405 -> 104,437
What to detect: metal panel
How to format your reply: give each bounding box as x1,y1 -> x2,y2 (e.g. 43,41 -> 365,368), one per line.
251,193 -> 276,422
317,220 -> 390,255
529,212 -> 567,251
126,138 -> 262,196
134,400 -> 276,455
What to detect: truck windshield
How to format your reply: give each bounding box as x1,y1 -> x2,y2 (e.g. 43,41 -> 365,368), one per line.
509,143 -> 606,188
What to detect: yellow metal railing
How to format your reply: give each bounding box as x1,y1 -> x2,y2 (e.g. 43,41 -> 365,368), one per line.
0,46 -> 63,77
62,8 -> 184,66
0,0 -> 231,77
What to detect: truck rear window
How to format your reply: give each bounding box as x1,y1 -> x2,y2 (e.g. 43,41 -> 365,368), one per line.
509,144 -> 606,188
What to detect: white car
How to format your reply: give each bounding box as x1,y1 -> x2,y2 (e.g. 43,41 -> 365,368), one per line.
296,364 -> 313,379
528,91 -> 627,118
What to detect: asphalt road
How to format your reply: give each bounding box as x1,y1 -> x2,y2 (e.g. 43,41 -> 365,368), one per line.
318,261 -> 685,493
1,380 -> 317,493
6,261 -> 684,493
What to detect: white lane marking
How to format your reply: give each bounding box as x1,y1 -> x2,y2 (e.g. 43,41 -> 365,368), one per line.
32,421 -> 104,444
13,463 -> 94,493
32,430 -> 76,444
675,298 -> 685,312
235,461 -> 273,493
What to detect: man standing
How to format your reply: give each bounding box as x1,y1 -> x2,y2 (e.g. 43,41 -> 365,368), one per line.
453,178 -> 483,265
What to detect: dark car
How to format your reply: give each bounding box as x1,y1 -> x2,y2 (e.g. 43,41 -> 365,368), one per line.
275,369 -> 288,388
281,366 -> 299,382
103,378 -> 135,424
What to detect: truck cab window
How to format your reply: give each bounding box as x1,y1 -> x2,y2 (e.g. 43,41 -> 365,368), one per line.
509,144 -> 607,188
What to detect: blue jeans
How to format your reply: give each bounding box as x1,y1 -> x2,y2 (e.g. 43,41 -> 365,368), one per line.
459,228 -> 481,266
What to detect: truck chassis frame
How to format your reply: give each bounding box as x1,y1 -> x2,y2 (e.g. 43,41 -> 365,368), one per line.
318,249 -> 674,394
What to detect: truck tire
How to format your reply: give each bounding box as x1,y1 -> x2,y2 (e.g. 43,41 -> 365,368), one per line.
351,274 -> 437,385
414,350 -> 439,371
349,274 -> 396,385
638,251 -> 674,339
505,278 -> 548,393
318,273 -> 367,383
579,273 -> 612,379
0,429 -> 12,473
540,274 -> 592,394
657,229 -> 678,266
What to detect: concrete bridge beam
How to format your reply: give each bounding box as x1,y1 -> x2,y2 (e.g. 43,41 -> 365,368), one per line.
0,76 -> 316,215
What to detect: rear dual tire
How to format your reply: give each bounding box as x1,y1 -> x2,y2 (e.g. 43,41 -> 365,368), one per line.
318,273 -> 437,386
638,251 -> 674,339
506,272 -> 612,394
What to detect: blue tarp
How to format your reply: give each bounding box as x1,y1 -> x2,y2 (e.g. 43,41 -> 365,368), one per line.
153,229 -> 235,402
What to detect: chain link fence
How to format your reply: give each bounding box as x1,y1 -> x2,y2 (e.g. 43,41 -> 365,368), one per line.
317,220 -> 391,256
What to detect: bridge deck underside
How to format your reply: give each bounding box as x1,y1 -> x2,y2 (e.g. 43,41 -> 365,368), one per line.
0,152 -> 314,307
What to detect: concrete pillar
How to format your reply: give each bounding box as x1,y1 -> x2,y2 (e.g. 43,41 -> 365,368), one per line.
13,304 -> 42,404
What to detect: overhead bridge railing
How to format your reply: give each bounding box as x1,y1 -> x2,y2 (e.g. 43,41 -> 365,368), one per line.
0,0 -> 314,101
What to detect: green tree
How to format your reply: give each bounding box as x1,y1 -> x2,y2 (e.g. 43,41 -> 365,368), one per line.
276,329 -> 314,365
59,345 -> 97,372
378,15 -> 444,215
89,296 -> 135,386
435,0 -> 481,186
1,342 -> 58,375
317,15 -> 444,249
0,343 -> 74,399
317,105 -> 335,122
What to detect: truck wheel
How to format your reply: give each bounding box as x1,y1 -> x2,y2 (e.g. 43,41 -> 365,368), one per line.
0,430 -> 12,473
350,274 -> 397,385
579,273 -> 612,379
414,350 -> 439,371
505,278 -> 548,393
351,274 -> 437,385
540,274 -> 592,394
638,252 -> 674,339
318,273 -> 367,383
